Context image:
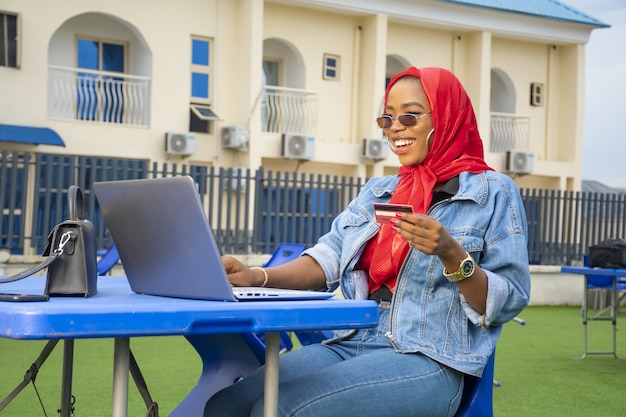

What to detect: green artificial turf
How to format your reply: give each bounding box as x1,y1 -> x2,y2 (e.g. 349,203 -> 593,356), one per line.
493,306 -> 626,417
0,337 -> 201,416
1,306 -> 626,416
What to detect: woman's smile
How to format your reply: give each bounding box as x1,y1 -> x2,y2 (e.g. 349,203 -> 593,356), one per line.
390,136 -> 417,153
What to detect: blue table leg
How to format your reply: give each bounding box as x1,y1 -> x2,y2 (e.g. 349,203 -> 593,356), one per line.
170,334 -> 262,417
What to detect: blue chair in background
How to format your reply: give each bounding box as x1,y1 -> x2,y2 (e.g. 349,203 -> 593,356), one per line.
246,242 -> 334,361
578,254 -> 626,358
582,254 -> 626,313
97,243 -> 120,275
262,243 -> 306,268
264,243 -> 334,346
241,243 -> 307,362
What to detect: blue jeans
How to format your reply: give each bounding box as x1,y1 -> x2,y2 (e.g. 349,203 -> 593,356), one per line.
204,306 -> 464,417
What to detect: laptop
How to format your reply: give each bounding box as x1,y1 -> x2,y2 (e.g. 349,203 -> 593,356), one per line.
92,176 -> 334,302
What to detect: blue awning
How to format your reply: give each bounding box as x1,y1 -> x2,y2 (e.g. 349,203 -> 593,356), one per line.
0,124 -> 66,147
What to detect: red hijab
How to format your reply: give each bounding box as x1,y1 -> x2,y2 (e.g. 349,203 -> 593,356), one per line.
366,67 -> 493,293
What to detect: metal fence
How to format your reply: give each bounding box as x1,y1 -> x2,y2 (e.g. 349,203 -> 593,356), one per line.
521,188 -> 626,265
2,149 -> 625,265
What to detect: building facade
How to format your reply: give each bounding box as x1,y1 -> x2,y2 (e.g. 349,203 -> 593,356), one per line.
0,0 -> 608,190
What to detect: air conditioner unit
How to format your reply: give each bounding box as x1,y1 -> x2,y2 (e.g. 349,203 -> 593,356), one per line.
506,150 -> 534,174
362,138 -> 389,160
282,133 -> 315,160
221,125 -> 249,149
223,167 -> 248,192
165,132 -> 196,156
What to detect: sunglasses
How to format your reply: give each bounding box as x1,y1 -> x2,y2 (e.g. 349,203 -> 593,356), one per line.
376,112 -> 432,129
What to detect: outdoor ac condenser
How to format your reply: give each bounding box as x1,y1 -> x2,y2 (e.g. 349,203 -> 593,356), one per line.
165,132 -> 196,156
282,133 -> 315,160
221,125 -> 249,149
362,138 -> 389,160
506,150 -> 534,174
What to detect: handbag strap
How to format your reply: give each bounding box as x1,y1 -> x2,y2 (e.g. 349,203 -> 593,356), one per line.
0,231 -> 75,284
68,185 -> 85,221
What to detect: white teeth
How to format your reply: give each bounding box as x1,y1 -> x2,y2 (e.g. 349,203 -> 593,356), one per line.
394,139 -> 416,147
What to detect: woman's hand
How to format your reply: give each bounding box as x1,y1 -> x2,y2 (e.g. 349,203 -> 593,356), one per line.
392,212 -> 487,313
391,212 -> 459,258
222,255 -> 264,287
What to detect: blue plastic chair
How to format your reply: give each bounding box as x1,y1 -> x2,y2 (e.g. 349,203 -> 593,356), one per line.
97,243 -> 120,275
583,254 -> 626,312
253,242 -> 497,415
454,352 -> 496,417
263,243 -> 335,346
262,243 -> 306,268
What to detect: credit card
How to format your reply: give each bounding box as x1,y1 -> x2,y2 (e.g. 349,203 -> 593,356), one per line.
373,203 -> 414,224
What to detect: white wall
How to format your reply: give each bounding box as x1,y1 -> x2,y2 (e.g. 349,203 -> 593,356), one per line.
0,0 -> 601,193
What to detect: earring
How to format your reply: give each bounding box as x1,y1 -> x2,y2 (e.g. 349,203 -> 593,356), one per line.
426,129 -> 434,146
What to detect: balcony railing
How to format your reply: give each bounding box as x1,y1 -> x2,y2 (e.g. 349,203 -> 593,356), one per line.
259,86 -> 318,136
48,65 -> 151,127
490,112 -> 530,153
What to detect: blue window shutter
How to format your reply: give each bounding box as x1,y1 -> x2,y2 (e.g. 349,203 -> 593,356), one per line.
192,39 -> 209,66
191,73 -> 209,98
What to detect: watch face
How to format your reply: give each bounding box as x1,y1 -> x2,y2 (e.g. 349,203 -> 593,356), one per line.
460,259 -> 474,277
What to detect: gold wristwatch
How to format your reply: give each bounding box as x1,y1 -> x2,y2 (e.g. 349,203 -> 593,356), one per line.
443,252 -> 475,282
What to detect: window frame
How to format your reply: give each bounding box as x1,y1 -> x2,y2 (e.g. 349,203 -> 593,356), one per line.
190,36 -> 214,105
322,53 -> 340,81
190,104 -> 221,121
263,57 -> 283,86
75,35 -> 128,73
189,103 -> 221,134
0,11 -> 20,68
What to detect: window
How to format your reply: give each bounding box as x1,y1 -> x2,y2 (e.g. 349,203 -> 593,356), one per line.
189,104 -> 220,134
263,58 -> 282,86
0,12 -> 19,68
76,37 -> 126,122
322,53 -> 340,81
530,82 -> 544,107
191,37 -> 213,102
190,37 -> 215,132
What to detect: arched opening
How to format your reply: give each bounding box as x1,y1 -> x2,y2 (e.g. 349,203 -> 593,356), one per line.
490,68 -> 530,153
262,38 -> 305,89
261,38 -> 313,135
386,54 -> 411,88
491,68 -> 516,114
47,12 -> 152,126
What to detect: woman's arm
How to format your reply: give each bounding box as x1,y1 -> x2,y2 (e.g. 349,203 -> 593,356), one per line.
222,254 -> 327,290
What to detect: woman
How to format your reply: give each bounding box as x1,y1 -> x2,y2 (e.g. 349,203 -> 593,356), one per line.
205,66 -> 531,417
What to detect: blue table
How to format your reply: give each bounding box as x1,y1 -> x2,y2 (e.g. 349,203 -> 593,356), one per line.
0,276 -> 378,417
561,265 -> 626,358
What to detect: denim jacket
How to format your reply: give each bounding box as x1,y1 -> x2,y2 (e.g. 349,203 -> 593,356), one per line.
303,171 -> 531,377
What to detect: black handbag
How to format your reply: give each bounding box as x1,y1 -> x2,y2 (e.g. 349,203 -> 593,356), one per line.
0,185 -> 97,298
588,238 -> 626,268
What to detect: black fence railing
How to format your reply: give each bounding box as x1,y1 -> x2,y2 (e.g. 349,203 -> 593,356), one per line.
1,150 -> 624,265
520,187 -> 626,265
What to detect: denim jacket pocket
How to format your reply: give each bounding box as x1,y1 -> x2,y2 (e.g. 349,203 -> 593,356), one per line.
448,233 -> 484,262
